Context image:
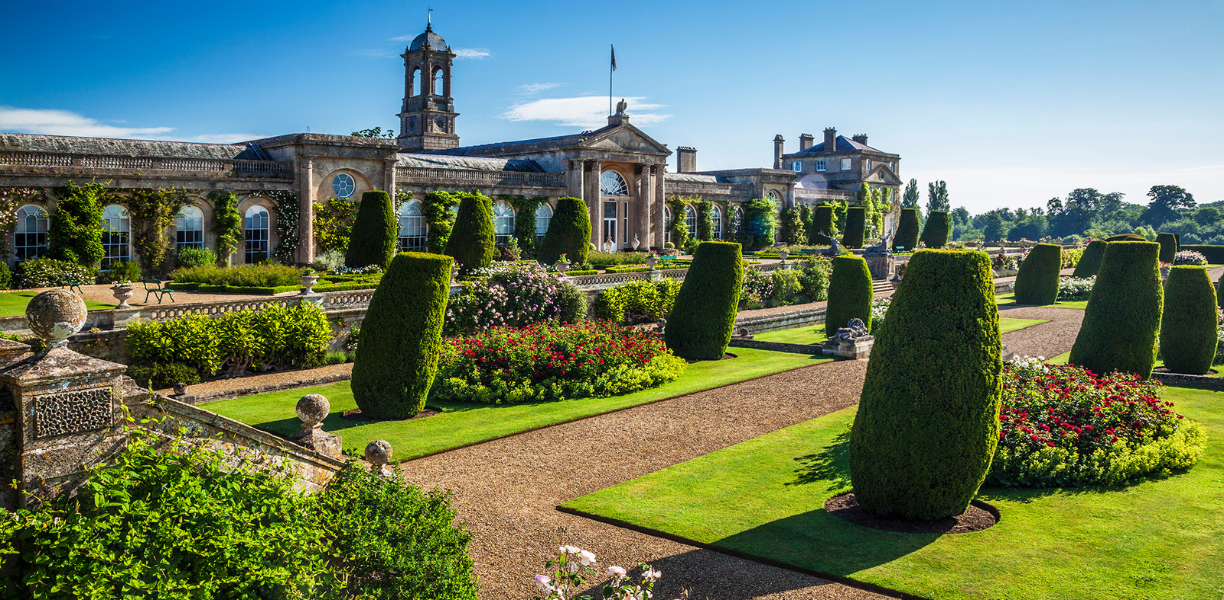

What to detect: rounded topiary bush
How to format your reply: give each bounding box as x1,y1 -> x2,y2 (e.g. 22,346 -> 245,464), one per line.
824,255 -> 873,337
352,252 -> 452,419
1072,240 -> 1106,278
892,208 -> 920,252
537,196 -> 591,265
1160,265 -> 1218,374
811,205 -> 835,241
1013,243 -> 1062,305
665,241 -> 743,360
1069,241 -> 1163,378
848,249 -> 1002,520
444,193 -> 495,272
1106,233 -> 1145,242
345,190 -> 397,269
1157,232 -> 1178,263
919,211 -> 950,248
841,207 -> 866,249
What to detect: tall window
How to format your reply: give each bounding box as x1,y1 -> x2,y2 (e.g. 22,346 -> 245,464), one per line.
600,170 -> 629,196
791,161 -> 802,173
176,206 -> 204,249
684,205 -> 697,237
711,205 -> 722,240
14,205 -> 48,260
841,158 -> 852,171
492,201 -> 515,245
398,200 -> 427,251
731,207 -> 743,240
865,158 -> 872,170
767,191 -> 782,224
535,203 -> 553,244
244,206 -> 270,264
663,206 -> 672,244
101,205 -> 130,269
816,160 -> 827,172
413,68 -> 423,96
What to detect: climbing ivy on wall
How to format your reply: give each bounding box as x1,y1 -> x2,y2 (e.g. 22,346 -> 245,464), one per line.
127,187 -> 189,274
50,181 -> 107,266
504,195 -> 548,258
313,197 -> 359,254
265,190 -> 300,263
665,197 -> 691,250
778,206 -> 806,245
209,191 -> 242,264
738,197 -> 776,251
0,188 -> 47,258
695,200 -> 714,241
422,191 -> 460,254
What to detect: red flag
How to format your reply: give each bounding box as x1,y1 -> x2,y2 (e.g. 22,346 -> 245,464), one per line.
611,45 -> 616,71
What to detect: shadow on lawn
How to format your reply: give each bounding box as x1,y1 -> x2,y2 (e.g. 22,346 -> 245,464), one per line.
786,427 -> 851,492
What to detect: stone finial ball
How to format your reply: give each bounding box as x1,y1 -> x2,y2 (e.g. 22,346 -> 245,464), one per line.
295,394 -> 330,426
25,290 -> 87,347
364,439 -> 392,465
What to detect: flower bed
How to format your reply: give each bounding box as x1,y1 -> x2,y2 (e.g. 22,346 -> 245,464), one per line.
445,262 -> 582,336
989,361 -> 1206,487
1174,250 -> 1207,265
1057,275 -> 1095,300
431,320 -> 686,404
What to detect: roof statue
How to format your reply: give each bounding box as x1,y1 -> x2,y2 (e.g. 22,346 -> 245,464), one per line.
616,98 -> 628,115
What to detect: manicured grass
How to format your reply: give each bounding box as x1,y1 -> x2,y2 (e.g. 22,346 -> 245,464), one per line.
995,293 -> 1089,310
564,387 -> 1224,599
0,291 -> 114,317
756,317 -> 1047,345
207,347 -> 834,461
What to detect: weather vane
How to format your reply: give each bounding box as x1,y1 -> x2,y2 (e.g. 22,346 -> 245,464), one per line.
427,8 -> 432,27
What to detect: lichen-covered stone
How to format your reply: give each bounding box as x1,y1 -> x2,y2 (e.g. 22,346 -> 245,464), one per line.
295,394 -> 330,428
25,290 -> 87,347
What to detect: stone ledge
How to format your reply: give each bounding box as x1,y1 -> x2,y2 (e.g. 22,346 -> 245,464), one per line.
728,338 -> 824,355
1151,371 -> 1224,390
179,372 -> 354,405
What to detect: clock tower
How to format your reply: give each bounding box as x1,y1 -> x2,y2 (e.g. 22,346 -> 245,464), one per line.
396,20 -> 460,151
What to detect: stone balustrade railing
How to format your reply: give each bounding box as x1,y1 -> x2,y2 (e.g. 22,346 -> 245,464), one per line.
395,166 -> 566,190
0,151 -> 293,179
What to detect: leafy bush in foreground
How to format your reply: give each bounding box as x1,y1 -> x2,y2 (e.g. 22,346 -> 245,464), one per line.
990,361 -> 1206,487
14,258 -> 96,289
432,320 -> 686,404
170,263 -> 304,287
594,278 -> 683,323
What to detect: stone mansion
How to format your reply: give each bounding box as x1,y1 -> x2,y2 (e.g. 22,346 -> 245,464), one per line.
0,23 -> 902,268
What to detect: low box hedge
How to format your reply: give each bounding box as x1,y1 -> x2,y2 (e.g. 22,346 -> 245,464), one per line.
313,282 -> 380,293
604,266 -> 650,274
565,269 -> 599,276
197,284 -> 302,295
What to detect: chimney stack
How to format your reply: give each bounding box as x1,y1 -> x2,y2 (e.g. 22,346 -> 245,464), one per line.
676,147 -> 697,173
852,134 -> 868,145
799,133 -> 814,151
823,127 -> 837,152
773,135 -> 785,169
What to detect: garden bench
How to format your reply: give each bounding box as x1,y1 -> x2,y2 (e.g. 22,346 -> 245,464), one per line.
658,255 -> 677,268
58,274 -> 84,294
140,278 -> 175,304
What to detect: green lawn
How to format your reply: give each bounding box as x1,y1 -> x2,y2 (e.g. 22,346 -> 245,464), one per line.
756,317 -> 1048,345
995,293 -> 1090,310
0,291 -> 114,317
564,386 -> 1224,599
207,348 -> 834,461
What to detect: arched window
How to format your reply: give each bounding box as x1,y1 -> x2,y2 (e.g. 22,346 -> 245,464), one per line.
711,205 -> 723,240
101,205 -> 130,269
176,205 -> 204,249
14,205 -> 48,260
535,203 -> 553,244
398,200 -> 427,251
492,201 -> 515,245
433,68 -> 444,96
600,170 -> 629,196
663,206 -> 672,245
766,191 -> 782,221
332,173 -> 355,199
684,205 -> 697,237
244,205 -> 270,264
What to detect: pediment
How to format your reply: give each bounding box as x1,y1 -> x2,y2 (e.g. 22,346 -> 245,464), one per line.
865,165 -> 901,185
580,124 -> 670,156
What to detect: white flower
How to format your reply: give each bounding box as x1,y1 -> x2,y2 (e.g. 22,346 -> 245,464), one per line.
607,565 -> 627,578
578,549 -> 597,565
534,574 -> 554,592
642,568 -> 661,583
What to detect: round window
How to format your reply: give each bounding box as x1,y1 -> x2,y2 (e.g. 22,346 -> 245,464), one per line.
333,173 -> 355,198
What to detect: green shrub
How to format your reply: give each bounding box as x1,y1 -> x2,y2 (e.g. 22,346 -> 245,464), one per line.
48,181 -> 105,266
1160,265 -> 1218,374
126,361 -> 201,389
422,191 -> 461,254
353,252 -> 452,419
849,249 -> 1001,520
537,197 -> 591,265
176,246 -> 217,269
738,198 -> 776,251
1069,241 -> 1163,378
811,205 -> 835,241
1072,240 -> 1106,278
170,263 -> 303,287
14,258 -> 96,289
0,262 -> 10,290
209,191 -> 242,263
107,260 -> 141,282
1157,232 -> 1178,263
825,255 -> 873,337
841,207 -> 866,248
799,255 -> 833,301
919,210 -> 951,248
557,281 -> 587,323
594,279 -> 683,323
587,251 -> 648,268
665,241 -> 743,360
1106,233 -> 1146,241
345,190 -> 397,269
892,208 -> 920,252
1060,247 -> 1083,269
1013,243 -> 1061,305
1180,244 -> 1224,264
445,262 -> 569,336
313,196 -> 359,253
442,193 -> 495,273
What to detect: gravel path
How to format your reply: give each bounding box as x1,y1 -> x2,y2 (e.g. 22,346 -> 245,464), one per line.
999,305 -> 1084,360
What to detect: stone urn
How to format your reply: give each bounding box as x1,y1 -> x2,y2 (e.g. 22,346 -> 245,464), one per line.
555,260 -> 570,276
450,264 -> 460,282
299,273 -> 320,295
778,248 -> 789,264
645,255 -> 658,271
110,284 -> 134,309
1161,265 -> 1170,282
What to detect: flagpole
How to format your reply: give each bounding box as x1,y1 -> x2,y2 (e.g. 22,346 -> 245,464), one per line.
609,45 -> 614,116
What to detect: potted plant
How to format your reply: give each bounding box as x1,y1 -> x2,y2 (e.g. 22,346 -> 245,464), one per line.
778,246 -> 790,264
299,268 -> 320,295
645,252 -> 659,271
110,278 -> 134,309
555,253 -> 570,275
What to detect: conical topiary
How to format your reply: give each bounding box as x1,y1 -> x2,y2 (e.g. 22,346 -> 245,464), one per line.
919,211 -> 950,248
345,190 -> 397,269
849,249 -> 1001,520
841,207 -> 866,248
812,205 -> 835,241
1160,265 -> 1218,374
1013,243 -> 1062,305
824,255 -> 873,337
1072,240 -> 1106,278
1157,232 -> 1178,263
351,252 -> 452,419
892,208 -> 920,252
537,197 -> 592,265
444,193 -> 496,272
1069,241 -> 1163,378
665,241 -> 743,360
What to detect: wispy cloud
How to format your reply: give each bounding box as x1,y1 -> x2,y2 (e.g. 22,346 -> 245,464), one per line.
390,34 -> 414,42
520,83 -> 562,94
502,96 -> 670,128
453,48 -> 490,59
0,107 -> 172,138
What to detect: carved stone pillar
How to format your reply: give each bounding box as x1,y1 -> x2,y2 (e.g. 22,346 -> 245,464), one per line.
566,159 -> 584,199
636,165 -> 652,250
584,160 -> 602,248
296,157 -> 315,265
653,165 -> 666,248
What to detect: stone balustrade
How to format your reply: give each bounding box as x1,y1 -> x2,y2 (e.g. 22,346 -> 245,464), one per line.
395,166 -> 565,190
0,151 -> 293,179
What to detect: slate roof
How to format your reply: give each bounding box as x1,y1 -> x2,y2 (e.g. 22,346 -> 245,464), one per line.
665,173 -> 722,184
797,135 -> 884,155
397,153 -> 546,172
409,25 -> 449,52
428,127 -> 604,157
0,133 -> 248,160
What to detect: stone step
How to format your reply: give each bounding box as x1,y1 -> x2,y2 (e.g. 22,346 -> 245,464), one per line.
871,279 -> 895,295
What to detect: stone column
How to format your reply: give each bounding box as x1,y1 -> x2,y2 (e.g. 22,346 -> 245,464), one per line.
296,157 -> 315,265
584,160 -> 602,248
636,165 -> 652,250
566,159 -> 584,199
653,165 -> 666,248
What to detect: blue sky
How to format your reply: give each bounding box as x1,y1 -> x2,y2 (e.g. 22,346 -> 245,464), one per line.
2,0 -> 1221,212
